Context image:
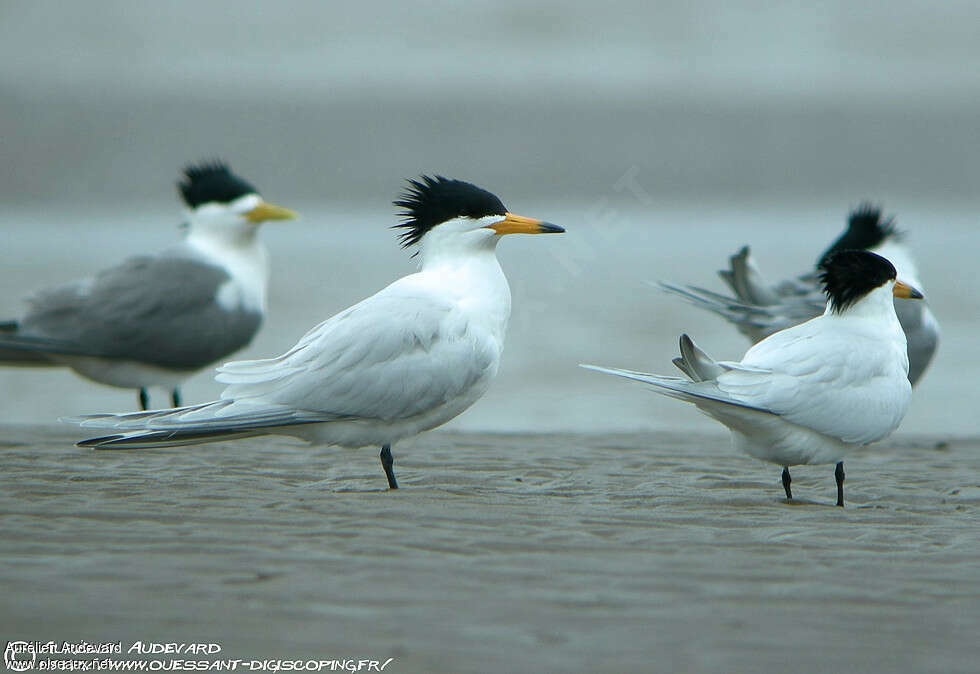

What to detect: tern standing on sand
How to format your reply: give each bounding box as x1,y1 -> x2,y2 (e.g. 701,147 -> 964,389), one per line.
73,176 -> 564,489
0,161 -> 296,409
586,250 -> 922,506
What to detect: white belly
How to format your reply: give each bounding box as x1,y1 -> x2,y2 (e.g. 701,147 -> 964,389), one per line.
694,402 -> 854,466
269,370 -> 496,449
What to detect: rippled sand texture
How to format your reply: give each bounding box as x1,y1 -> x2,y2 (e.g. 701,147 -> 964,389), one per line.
2,427 -> 977,673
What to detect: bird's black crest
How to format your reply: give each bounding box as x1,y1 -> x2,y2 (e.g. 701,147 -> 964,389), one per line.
817,202 -> 902,265
819,249 -> 897,313
178,161 -> 258,208
392,175 -> 506,248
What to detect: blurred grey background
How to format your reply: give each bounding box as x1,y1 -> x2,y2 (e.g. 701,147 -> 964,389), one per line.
1,0 -> 978,434
4,0 -> 980,204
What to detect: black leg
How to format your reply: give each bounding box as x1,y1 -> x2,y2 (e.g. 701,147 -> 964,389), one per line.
171,388 -> 182,408
835,461 -> 845,507
380,444 -> 398,489
139,388 -> 149,411
782,467 -> 793,500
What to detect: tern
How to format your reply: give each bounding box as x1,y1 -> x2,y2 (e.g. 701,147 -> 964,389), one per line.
584,250 -> 922,506
0,161 -> 296,410
658,204 -> 939,385
72,176 -> 564,489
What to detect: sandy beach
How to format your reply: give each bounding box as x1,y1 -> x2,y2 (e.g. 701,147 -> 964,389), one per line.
2,425 -> 978,673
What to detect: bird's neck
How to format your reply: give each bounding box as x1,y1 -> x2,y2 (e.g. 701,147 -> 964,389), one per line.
825,284 -> 903,326
186,221 -> 259,248
419,239 -> 511,338
185,226 -> 270,314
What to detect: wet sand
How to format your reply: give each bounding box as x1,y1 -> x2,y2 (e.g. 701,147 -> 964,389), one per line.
2,426 -> 978,673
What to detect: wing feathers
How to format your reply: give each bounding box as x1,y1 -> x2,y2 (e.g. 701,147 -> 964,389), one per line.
580,363 -> 775,414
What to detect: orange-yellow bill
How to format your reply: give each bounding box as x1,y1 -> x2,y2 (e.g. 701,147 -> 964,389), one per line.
893,280 -> 924,299
245,201 -> 298,223
486,212 -> 564,235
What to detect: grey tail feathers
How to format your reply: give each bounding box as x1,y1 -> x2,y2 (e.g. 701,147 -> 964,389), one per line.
0,347 -> 57,365
717,246 -> 781,305
580,339 -> 774,415
69,399 -> 338,449
0,322 -> 58,365
657,280 -> 768,321
671,334 -> 724,382
77,429 -> 261,450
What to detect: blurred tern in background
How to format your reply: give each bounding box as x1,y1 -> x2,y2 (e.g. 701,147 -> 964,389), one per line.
658,204 -> 939,385
72,176 -> 564,489
0,161 -> 296,409
585,250 -> 922,506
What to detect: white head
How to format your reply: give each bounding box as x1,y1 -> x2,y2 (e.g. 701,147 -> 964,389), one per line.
392,175 -> 563,265
179,161 -> 296,246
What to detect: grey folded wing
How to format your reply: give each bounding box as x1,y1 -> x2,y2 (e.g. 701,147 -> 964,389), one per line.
10,254 -> 262,370
71,399 -> 348,448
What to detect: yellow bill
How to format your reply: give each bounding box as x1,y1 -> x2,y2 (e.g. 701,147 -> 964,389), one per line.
486,212 -> 564,235
893,280 -> 924,300
245,201 -> 298,223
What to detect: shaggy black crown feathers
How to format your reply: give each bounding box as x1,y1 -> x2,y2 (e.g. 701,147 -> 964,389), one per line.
179,161 -> 259,208
817,202 -> 902,266
393,176 -> 506,248
819,249 -> 897,313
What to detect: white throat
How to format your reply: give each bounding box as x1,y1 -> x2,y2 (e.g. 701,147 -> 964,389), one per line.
825,281 -> 901,323
185,225 -> 269,314
417,224 -> 511,340
419,223 -> 498,265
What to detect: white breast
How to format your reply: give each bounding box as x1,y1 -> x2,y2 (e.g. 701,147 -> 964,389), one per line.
186,235 -> 269,314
